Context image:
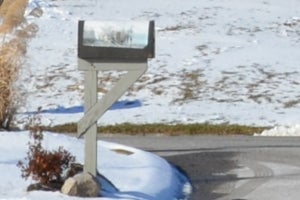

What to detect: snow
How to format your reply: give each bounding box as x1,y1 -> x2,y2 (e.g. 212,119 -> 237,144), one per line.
255,124 -> 300,137
0,131 -> 191,200
16,0 -> 300,130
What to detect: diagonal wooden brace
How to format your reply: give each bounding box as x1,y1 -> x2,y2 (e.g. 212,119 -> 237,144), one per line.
77,63 -> 147,138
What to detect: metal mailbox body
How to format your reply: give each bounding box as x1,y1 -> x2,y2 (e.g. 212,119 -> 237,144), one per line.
78,20 -> 155,61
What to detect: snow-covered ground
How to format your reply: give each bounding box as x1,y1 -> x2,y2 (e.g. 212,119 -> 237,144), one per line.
15,0 -> 300,131
0,131 -> 191,200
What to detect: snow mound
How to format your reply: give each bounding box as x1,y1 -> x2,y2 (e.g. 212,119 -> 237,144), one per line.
0,131 -> 191,200
255,124 -> 300,136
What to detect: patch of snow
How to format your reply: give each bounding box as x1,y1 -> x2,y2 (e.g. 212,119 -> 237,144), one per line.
0,131 -> 191,200
255,124 -> 300,136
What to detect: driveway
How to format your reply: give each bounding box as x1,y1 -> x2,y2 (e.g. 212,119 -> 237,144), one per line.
99,135 -> 300,200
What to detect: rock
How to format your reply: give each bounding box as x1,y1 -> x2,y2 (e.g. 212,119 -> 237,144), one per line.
61,172 -> 101,197
61,178 -> 77,195
65,163 -> 83,179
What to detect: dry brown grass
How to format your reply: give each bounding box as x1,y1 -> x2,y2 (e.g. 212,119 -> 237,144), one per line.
0,39 -> 24,128
173,69 -> 205,103
44,122 -> 268,136
0,0 -> 31,129
0,0 -> 29,33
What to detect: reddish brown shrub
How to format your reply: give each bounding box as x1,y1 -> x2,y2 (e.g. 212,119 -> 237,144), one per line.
18,116 -> 75,186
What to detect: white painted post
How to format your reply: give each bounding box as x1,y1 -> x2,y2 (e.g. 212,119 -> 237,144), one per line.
78,61 -> 147,177
83,70 -> 98,176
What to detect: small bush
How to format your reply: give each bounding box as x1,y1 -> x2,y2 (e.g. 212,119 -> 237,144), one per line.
18,114 -> 76,186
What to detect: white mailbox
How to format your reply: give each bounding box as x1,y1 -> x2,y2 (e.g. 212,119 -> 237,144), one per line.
77,20 -> 155,176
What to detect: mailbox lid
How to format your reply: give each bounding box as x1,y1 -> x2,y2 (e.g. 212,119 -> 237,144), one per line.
78,20 -> 155,61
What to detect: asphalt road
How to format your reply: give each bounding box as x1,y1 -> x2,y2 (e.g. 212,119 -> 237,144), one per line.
99,134 -> 300,200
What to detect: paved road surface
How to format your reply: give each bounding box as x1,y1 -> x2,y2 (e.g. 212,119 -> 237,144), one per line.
99,134 -> 300,200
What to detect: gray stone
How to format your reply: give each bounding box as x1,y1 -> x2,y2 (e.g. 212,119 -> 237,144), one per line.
61,172 -> 101,197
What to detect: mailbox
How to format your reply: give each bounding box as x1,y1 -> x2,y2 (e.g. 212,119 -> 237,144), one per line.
78,20 -> 155,61
77,20 -> 154,175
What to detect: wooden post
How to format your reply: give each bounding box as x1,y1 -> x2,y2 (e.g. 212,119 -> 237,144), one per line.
77,61 -> 147,177
83,70 -> 98,176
